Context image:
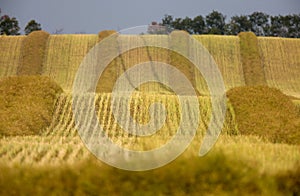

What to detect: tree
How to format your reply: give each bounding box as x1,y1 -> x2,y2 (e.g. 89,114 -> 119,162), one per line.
160,14 -> 174,34
162,15 -> 174,28
0,11 -> 20,35
24,20 -> 41,35
181,17 -> 193,34
159,11 -> 300,37
288,14 -> 300,38
172,18 -> 184,31
192,15 -> 205,34
249,12 -> 270,36
270,15 -> 288,37
226,15 -> 252,35
205,10 -> 226,34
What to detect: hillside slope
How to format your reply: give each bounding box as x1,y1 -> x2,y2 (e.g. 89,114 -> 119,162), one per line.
258,37 -> 300,98
0,36 -> 25,77
0,34 -> 299,97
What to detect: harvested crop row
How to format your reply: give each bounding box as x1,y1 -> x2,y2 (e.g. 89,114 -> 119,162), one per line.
0,134 -> 299,176
44,92 -> 237,150
238,32 -> 266,86
0,135 -> 89,166
97,34 -> 219,95
42,34 -> 98,92
1,34 -> 299,96
258,37 -> 300,98
18,31 -> 50,75
0,36 -> 25,78
96,35 -> 174,93
194,35 -> 245,94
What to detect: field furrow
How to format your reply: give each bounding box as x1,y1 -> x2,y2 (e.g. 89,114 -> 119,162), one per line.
0,36 -> 25,77
0,93 -> 208,163
194,35 -> 245,94
258,37 -> 300,98
42,34 -> 98,91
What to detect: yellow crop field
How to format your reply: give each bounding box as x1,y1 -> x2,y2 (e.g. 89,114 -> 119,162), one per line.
0,34 -> 300,195
1,35 -> 300,97
44,93 -> 236,148
294,100 -> 300,114
42,34 -> 98,92
18,31 -> 50,75
43,34 -> 245,94
0,134 -> 299,175
0,135 -> 89,166
194,35 -> 245,94
97,35 -> 245,95
258,37 -> 300,98
96,34 -> 199,94
0,93 -> 299,175
97,35 -> 173,93
0,36 -> 25,78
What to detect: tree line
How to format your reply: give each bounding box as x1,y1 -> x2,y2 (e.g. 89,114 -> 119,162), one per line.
0,9 -> 41,35
1,8 -> 299,38
151,11 -> 300,38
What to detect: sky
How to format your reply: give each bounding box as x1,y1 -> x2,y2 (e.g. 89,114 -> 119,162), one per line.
1,0 -> 300,34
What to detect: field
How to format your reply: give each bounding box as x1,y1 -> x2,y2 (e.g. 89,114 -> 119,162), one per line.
0,36 -> 25,77
258,37 -> 300,98
0,33 -> 300,195
194,35 -> 245,92
42,34 -> 98,91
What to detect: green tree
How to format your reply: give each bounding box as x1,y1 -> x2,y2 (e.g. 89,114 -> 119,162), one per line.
270,15 -> 288,37
279,14 -> 300,38
288,14 -> 300,38
226,15 -> 252,35
181,17 -> 193,34
24,20 -> 41,35
161,14 -> 174,29
249,12 -> 270,36
205,10 -> 226,34
0,12 -> 20,35
172,18 -> 183,31
192,15 -> 205,34
160,11 -> 299,37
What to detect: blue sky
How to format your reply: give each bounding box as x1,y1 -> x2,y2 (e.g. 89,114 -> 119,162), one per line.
1,0 -> 299,34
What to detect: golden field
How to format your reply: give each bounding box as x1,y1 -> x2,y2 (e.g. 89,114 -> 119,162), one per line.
0,33 -> 299,195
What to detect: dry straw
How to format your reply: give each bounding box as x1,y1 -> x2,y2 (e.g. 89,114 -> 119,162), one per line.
18,31 -> 50,75
98,30 -> 117,42
42,34 -> 98,91
227,86 -> 300,144
258,37 -> 300,98
0,36 -> 25,77
238,32 -> 266,86
0,76 -> 63,136
194,35 -> 245,93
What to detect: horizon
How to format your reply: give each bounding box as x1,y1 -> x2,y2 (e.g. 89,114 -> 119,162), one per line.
1,0 -> 300,34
